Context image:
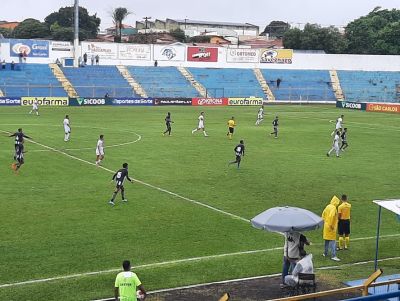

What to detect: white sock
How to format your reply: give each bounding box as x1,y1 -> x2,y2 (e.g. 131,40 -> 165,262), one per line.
203,131 -> 207,136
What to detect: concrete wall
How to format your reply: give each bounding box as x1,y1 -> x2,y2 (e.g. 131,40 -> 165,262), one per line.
1,39 -> 400,72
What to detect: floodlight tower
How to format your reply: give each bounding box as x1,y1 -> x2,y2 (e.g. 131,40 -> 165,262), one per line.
74,0 -> 80,67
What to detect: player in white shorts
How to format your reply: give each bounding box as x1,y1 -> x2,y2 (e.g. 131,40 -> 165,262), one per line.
191,112 -> 208,137
63,115 -> 71,141
29,99 -> 39,116
331,114 -> 344,136
327,131 -> 340,157
255,105 -> 264,125
96,135 -> 105,165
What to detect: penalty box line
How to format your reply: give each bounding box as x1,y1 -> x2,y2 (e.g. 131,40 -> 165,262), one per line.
1,233 -> 399,289
0,129 -> 249,224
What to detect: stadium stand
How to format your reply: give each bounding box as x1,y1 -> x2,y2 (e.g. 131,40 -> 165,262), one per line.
261,69 -> 336,101
0,64 -> 67,97
62,66 -> 137,98
188,67 -> 265,98
127,66 -> 200,98
338,71 -> 400,102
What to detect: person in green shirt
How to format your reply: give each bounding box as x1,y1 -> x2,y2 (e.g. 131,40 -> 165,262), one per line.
115,260 -> 147,301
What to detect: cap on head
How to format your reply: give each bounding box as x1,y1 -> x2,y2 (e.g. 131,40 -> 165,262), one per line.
122,260 -> 131,271
123,163 -> 128,168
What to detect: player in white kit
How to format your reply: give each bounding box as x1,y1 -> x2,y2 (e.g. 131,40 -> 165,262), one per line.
331,115 -> 344,136
327,131 -> 340,157
63,115 -> 71,142
29,99 -> 39,116
255,105 -> 264,125
191,112 -> 208,137
96,135 -> 105,165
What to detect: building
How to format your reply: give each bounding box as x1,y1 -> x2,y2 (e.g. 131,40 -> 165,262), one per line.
136,18 -> 259,37
105,24 -> 138,36
0,21 -> 20,30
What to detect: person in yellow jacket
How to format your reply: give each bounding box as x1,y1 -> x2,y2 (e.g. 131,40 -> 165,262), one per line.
227,117 -> 236,140
322,196 -> 341,261
338,194 -> 351,250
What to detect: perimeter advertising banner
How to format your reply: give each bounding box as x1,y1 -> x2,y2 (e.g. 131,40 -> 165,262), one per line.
118,44 -> 151,60
153,45 -> 185,61
192,98 -> 228,106
69,98 -> 113,106
226,48 -> 259,63
228,97 -> 263,106
112,98 -> 154,106
187,47 -> 218,62
81,42 -> 118,60
10,39 -> 49,58
0,97 -> 21,106
336,101 -> 366,110
260,49 -> 293,64
21,97 -> 68,106
366,103 -> 400,114
154,98 -> 192,105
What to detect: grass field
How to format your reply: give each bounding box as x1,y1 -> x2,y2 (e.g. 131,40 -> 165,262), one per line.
0,105 -> 399,301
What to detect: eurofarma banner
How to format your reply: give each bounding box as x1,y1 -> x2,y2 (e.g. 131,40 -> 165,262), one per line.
21,97 -> 68,106
153,45 -> 185,61
10,39 -> 49,58
260,49 -> 293,64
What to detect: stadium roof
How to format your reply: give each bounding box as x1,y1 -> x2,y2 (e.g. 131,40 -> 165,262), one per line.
169,19 -> 258,28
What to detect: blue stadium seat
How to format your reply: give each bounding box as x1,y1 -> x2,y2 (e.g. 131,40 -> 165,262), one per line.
62,66 -> 137,98
188,68 -> 264,98
127,66 -> 200,98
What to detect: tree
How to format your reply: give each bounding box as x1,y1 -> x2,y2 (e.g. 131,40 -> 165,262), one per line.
45,6 -> 101,40
111,7 -> 131,43
13,19 -> 50,39
261,21 -> 290,38
345,8 -> 400,54
169,28 -> 186,42
0,28 -> 13,38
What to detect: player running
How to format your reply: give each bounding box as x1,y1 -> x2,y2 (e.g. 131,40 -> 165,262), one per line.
227,117 -> 236,140
228,140 -> 245,169
29,98 -> 39,116
271,116 -> 279,138
327,131 -> 340,157
340,128 -> 349,152
255,105 -> 264,125
192,112 -> 208,137
9,128 -> 31,160
109,163 -> 133,206
12,143 -> 25,173
63,115 -> 71,142
331,114 -> 344,136
163,112 -> 174,136
96,135 -> 105,166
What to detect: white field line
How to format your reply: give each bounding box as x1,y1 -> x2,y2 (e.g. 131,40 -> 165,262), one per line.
1,233 -> 399,289
0,129 -> 249,224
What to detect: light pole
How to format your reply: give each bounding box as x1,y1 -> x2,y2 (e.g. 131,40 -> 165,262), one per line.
143,16 -> 152,42
73,0 -> 79,67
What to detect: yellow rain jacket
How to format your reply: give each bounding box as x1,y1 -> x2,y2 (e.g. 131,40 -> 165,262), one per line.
322,196 -> 340,240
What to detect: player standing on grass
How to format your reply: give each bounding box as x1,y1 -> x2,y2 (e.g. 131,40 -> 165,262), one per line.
9,128 -> 31,159
163,112 -> 173,136
340,128 -> 349,152
115,260 -> 147,301
227,117 -> 236,139
63,115 -> 71,142
271,116 -> 279,138
331,114 -> 344,136
109,163 -> 133,206
29,98 -> 39,116
192,112 -> 208,137
95,135 -> 105,166
255,105 -> 264,126
12,142 -> 25,173
228,140 -> 245,169
327,131 -> 340,158
337,194 -> 351,251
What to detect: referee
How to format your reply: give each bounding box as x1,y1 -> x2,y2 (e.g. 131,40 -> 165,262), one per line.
115,260 -> 147,300
337,194 -> 351,250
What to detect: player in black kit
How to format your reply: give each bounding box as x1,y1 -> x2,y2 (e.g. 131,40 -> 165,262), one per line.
109,163 -> 133,206
340,128 -> 348,151
271,116 -> 279,138
9,128 -> 31,159
229,140 -> 245,169
163,112 -> 174,136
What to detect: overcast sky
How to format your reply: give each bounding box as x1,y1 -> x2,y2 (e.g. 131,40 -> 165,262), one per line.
1,0 -> 398,30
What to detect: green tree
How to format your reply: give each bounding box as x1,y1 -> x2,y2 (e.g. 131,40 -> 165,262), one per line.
45,6 -> 101,40
0,27 -> 13,38
261,21 -> 290,38
13,18 -> 50,39
169,28 -> 186,42
345,8 -> 400,54
111,7 -> 131,43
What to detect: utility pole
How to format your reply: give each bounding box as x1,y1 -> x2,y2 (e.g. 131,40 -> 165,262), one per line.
143,16 -> 152,43
73,0 -> 79,67
184,18 -> 188,29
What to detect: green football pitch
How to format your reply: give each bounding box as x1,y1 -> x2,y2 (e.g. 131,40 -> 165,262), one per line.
0,105 -> 399,301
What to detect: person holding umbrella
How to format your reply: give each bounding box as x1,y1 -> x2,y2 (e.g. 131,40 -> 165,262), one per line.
322,196 -> 341,261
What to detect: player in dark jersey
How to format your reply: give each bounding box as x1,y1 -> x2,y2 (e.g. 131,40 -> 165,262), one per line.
228,140 -> 245,169
271,116 -> 279,138
163,112 -> 174,136
340,128 -> 348,151
109,163 -> 133,206
9,128 -> 31,160
12,143 -> 25,172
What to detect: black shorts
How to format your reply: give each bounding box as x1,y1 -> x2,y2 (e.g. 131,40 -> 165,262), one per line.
229,127 -> 234,134
338,219 -> 350,235
236,155 -> 241,162
116,184 -> 125,190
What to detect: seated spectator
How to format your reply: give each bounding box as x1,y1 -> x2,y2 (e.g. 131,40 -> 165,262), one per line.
284,254 -> 314,287
1,60 -> 5,70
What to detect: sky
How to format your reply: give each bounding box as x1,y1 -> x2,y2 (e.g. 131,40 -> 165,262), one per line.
1,0 -> 399,30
